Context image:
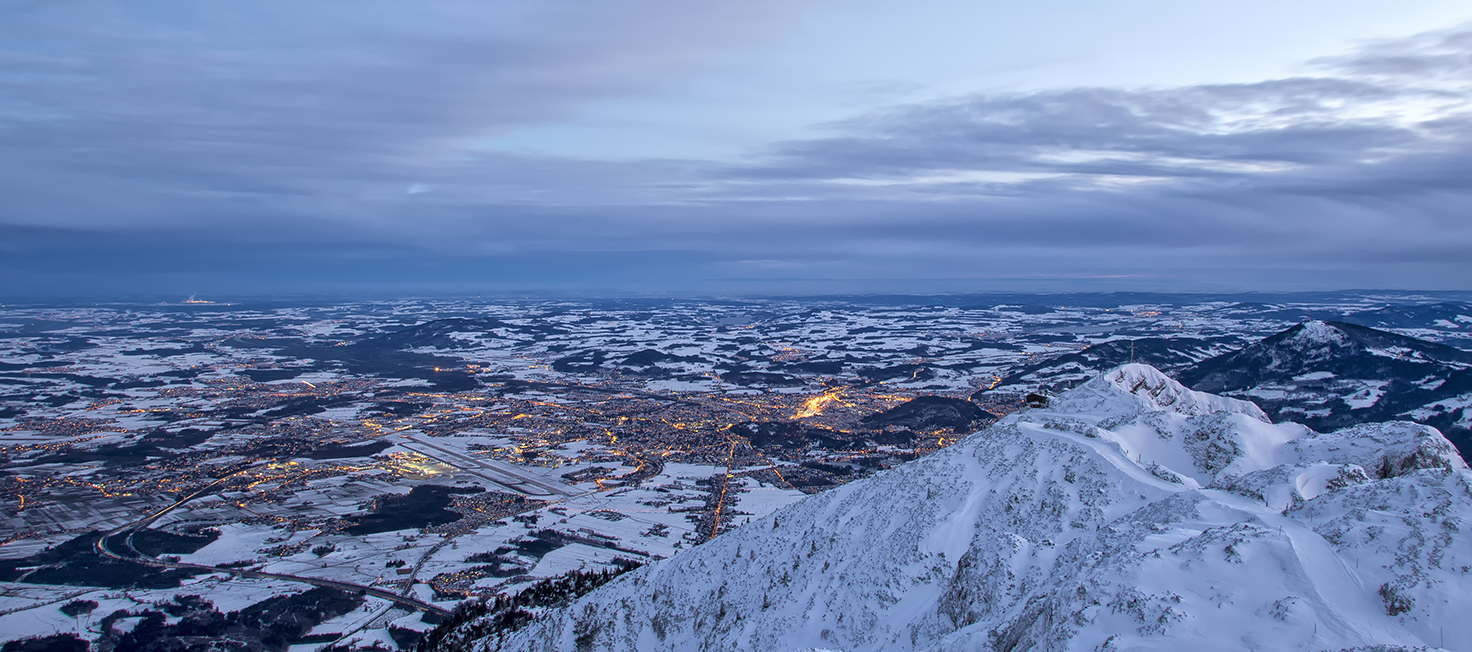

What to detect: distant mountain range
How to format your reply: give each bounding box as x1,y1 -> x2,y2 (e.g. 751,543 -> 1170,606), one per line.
1328,301 -> 1472,331
448,365 -> 1469,651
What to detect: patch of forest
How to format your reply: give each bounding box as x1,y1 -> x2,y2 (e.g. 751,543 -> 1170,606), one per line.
345,484 -> 484,535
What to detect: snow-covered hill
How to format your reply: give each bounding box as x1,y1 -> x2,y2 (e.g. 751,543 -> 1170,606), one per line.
470,364 -> 1468,652
1177,319 -> 1472,460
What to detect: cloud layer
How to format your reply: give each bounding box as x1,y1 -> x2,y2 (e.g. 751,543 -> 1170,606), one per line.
1,4 -> 1470,297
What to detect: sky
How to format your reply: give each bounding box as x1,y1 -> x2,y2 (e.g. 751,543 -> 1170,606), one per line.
2,0 -> 1471,299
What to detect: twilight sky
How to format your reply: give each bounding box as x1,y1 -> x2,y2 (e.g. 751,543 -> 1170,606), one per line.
3,1 -> 1471,298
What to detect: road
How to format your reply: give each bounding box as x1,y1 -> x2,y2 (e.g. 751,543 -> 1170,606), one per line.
93,465 -> 451,618
707,439 -> 740,540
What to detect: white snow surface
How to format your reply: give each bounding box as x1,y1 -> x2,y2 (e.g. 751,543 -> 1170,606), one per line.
482,364 -> 1468,652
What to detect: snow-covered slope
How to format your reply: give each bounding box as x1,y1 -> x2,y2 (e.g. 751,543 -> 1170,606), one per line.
1177,319 -> 1472,461
476,364 -> 1469,652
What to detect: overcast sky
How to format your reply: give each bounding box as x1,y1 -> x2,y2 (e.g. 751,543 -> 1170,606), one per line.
3,1 -> 1471,298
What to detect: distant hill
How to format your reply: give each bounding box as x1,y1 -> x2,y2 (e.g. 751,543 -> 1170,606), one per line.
860,396 -> 996,433
1177,320 -> 1472,459
1331,301 -> 1472,332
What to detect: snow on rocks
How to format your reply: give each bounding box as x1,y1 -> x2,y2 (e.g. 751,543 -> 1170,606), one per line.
479,364 -> 1469,652
1298,421 -> 1465,480
1293,319 -> 1352,348
1051,363 -> 1270,423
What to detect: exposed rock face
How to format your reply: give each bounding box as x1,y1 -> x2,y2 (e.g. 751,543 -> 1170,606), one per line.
471,364 -> 1471,652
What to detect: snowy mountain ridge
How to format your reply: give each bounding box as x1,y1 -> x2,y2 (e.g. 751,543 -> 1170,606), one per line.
472,364 -> 1469,652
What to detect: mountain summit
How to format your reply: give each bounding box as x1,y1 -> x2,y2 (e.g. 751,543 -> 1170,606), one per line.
464,364 -> 1468,652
